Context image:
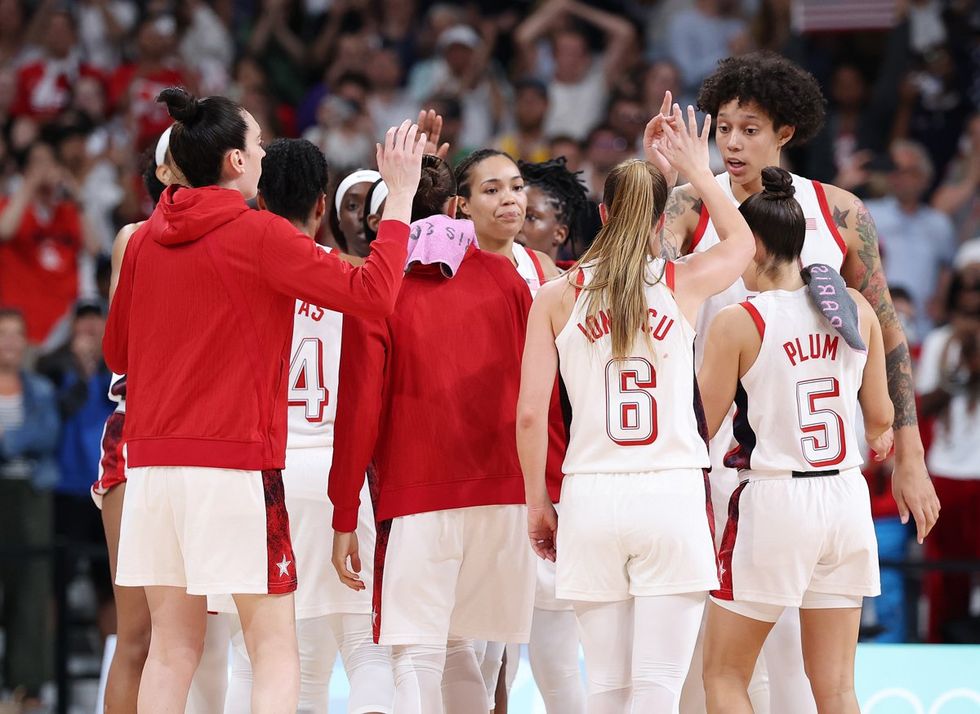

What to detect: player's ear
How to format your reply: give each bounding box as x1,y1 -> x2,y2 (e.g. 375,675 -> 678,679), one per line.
554,223 -> 569,246
445,196 -> 459,217
455,196 -> 470,219
314,193 -> 327,221
599,202 -> 609,225
776,124 -> 795,148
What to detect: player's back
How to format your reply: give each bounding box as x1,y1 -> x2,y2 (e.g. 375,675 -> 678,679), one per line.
726,288 -> 866,474
556,259 -> 709,475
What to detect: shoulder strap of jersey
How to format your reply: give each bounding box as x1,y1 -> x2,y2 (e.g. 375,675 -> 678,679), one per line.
573,267 -> 585,298
527,248 -> 547,283
688,205 -> 710,252
739,300 -> 766,339
811,180 -> 848,258
665,260 -> 675,292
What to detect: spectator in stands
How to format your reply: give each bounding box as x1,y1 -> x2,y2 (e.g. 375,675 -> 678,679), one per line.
243,0 -> 308,106
0,140 -> 98,349
177,0 -> 234,94
494,78 -> 551,163
76,0 -> 138,72
606,92 -> 647,156
108,15 -> 193,152
549,134 -> 584,172
580,124 -> 632,199
12,7 -> 101,123
917,240 -> 980,642
867,139 -> 957,336
665,0 -> 749,103
515,0 -> 636,141
303,73 -> 376,170
0,0 -> 28,69
641,60 -> 681,126
932,112 -> 980,244
0,307 -> 59,705
366,48 -> 419,142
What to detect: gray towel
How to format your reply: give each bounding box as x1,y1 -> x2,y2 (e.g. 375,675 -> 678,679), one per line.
802,264 -> 867,352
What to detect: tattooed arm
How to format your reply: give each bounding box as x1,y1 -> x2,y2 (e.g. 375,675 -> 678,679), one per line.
833,185 -> 940,542
659,183 -> 703,259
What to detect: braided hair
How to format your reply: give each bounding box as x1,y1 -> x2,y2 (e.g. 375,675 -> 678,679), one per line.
519,156 -> 590,249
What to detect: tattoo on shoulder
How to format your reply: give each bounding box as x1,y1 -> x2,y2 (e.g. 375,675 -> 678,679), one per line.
660,188 -> 703,259
832,205 -> 849,229
885,343 -> 919,428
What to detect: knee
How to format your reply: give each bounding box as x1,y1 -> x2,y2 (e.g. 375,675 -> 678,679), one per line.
114,627 -> 151,667
703,660 -> 752,700
804,663 -> 854,704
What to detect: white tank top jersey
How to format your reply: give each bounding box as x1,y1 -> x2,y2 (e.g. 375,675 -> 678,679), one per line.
726,288 -> 867,474
287,247 -> 343,450
556,259 -> 710,475
513,242 -> 547,296
691,171 -> 848,368
108,373 -> 126,413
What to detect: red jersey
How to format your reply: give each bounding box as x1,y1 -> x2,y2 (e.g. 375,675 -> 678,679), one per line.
108,65 -> 189,151
0,197 -> 81,343
103,185 -> 409,472
13,60 -> 103,121
329,248 -> 532,531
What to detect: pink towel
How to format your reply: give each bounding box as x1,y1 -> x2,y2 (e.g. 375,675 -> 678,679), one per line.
405,215 -> 477,278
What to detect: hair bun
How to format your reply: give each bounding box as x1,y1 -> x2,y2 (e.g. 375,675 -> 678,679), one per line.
760,166 -> 795,200
157,87 -> 203,125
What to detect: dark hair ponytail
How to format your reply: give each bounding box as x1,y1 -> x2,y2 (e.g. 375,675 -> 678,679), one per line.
412,154 -> 456,222
738,166 -> 805,265
157,87 -> 248,188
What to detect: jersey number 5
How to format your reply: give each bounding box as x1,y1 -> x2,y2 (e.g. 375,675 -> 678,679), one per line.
288,337 -> 328,422
796,377 -> 846,468
605,358 -> 658,446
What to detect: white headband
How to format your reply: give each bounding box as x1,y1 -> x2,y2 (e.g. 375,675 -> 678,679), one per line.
154,125 -> 174,168
369,180 -> 389,216
334,169 -> 381,216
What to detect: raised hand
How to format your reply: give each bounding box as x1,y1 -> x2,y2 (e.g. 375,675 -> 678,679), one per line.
417,109 -> 451,160
376,120 -> 426,196
659,104 -> 712,182
643,90 -> 678,187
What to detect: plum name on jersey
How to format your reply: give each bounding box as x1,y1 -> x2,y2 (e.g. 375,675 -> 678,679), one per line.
783,333 -> 840,366
297,301 -> 326,322
576,308 -> 675,344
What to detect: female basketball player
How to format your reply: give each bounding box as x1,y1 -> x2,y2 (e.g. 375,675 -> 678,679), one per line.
654,53 -> 939,713
517,104 -> 754,714
210,138 -> 394,714
456,150 -> 561,290
330,169 -> 382,257
91,127 -> 184,713
103,87 -> 423,714
697,167 -> 893,714
517,157 -> 590,266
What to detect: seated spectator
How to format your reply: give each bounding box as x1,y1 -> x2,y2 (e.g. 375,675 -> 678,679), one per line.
917,240 -> 980,642
243,0 -> 308,106
641,60 -> 681,124
366,48 -> 419,142
303,74 -> 376,171
515,0 -> 636,141
494,78 -> 551,164
664,0 -> 749,103
0,141 -> 95,349
606,92 -> 647,156
580,124 -> 632,199
867,140 -> 957,336
0,307 -> 59,704
77,0 -> 138,72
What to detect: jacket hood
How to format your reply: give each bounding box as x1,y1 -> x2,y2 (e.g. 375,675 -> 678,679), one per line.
155,185 -> 251,246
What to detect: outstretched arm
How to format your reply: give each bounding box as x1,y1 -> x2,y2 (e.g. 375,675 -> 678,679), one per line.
835,187 -> 940,541
563,0 -> 637,80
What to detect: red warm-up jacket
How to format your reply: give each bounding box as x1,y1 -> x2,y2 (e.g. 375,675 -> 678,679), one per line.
103,185 -> 409,471
329,247 -> 569,532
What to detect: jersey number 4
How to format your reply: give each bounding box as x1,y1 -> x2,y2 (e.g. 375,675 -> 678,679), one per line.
796,377 -> 846,468
605,358 -> 658,446
288,337 -> 328,422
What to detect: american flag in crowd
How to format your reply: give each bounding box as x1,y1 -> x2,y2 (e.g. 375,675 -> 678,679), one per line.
792,0 -> 897,32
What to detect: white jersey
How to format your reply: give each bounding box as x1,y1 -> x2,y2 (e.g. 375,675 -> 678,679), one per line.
556,259 -> 709,475
692,171 -> 848,368
513,243 -> 547,296
108,373 -> 126,413
286,280 -> 343,450
726,288 -> 866,474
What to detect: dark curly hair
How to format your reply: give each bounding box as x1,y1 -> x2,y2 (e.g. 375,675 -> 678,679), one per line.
518,157 -> 589,241
257,139 -> 329,222
696,52 -> 826,148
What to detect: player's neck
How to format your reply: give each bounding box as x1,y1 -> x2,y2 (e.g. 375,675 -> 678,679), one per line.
289,218 -> 317,240
755,261 -> 805,292
478,235 -> 517,266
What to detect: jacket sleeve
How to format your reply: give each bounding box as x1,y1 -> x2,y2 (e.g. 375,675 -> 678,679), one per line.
261,218 -> 409,320
328,314 -> 389,531
0,375 -> 60,459
102,230 -> 141,374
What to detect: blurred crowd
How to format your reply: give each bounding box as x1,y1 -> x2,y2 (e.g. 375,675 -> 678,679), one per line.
0,0 -> 979,704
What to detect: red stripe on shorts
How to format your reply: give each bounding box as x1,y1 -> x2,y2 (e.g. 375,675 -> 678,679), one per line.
94,411 -> 127,494
262,469 -> 297,595
372,515 -> 392,644
712,480 -> 749,600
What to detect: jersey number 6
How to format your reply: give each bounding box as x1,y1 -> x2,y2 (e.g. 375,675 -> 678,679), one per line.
288,337 -> 328,422
605,358 -> 658,446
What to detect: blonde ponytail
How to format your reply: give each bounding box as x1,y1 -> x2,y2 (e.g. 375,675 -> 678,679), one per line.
573,159 -> 669,360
